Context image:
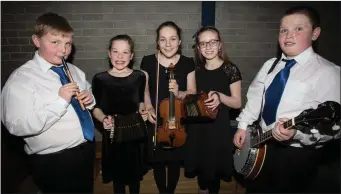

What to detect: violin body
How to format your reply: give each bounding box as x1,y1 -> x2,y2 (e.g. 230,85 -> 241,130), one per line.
157,98 -> 186,148
156,63 -> 187,149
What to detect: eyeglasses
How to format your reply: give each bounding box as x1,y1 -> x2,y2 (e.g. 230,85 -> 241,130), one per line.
198,39 -> 219,49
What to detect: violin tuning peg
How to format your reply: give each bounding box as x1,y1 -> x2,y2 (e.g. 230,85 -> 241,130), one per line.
332,124 -> 340,131
310,128 -> 319,134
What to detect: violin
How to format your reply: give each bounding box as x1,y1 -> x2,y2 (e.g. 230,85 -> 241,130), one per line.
156,64 -> 186,148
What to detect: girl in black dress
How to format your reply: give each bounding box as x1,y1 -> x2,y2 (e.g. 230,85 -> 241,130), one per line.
141,21 -> 196,194
92,34 -> 151,194
184,26 -> 242,193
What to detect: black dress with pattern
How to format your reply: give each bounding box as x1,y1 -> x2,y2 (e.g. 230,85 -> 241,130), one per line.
140,54 -> 195,163
92,70 -> 149,184
184,63 -> 242,182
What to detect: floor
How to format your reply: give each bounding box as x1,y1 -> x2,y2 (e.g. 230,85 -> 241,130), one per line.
94,168 -> 246,194
17,169 -> 245,194
93,141 -> 245,194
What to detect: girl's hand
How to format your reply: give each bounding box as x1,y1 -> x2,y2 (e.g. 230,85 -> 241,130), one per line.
139,109 -> 149,122
103,115 -> 113,130
204,91 -> 221,111
169,79 -> 179,98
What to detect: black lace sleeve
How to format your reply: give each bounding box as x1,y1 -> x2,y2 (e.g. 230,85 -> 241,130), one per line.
222,63 -> 242,84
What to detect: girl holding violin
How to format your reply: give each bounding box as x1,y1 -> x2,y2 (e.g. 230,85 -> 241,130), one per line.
141,21 -> 196,194
184,26 -> 242,194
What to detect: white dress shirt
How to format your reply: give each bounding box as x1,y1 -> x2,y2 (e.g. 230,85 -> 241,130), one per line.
1,51 -> 96,155
237,47 -> 340,148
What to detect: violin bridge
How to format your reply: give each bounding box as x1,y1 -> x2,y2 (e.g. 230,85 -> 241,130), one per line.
168,120 -> 176,129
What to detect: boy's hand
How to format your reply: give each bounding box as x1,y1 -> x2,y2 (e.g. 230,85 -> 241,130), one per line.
75,90 -> 93,106
233,128 -> 246,148
272,118 -> 297,141
59,83 -> 79,103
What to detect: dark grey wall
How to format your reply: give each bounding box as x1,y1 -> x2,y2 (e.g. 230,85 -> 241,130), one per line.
1,1 -> 340,140
2,1 -> 340,92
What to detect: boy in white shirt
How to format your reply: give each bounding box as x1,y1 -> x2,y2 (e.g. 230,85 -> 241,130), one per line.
1,12 -> 96,193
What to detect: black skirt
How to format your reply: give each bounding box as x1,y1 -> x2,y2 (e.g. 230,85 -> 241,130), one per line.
101,131 -> 149,184
183,107 -> 233,182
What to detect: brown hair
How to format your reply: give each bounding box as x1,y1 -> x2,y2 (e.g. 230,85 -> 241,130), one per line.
108,34 -> 135,68
194,26 -> 231,67
34,12 -> 73,37
156,21 -> 182,54
283,6 -> 320,30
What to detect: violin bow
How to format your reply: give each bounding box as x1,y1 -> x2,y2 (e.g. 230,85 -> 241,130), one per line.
153,51 -> 161,150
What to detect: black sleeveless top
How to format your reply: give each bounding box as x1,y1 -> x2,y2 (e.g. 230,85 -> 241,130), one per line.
140,54 -> 195,162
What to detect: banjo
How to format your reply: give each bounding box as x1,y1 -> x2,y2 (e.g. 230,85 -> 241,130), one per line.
234,101 -> 340,180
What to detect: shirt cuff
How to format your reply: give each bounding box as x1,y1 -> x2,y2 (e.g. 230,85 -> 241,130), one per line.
86,94 -> 96,110
237,122 -> 248,130
293,130 -> 305,141
56,96 -> 69,109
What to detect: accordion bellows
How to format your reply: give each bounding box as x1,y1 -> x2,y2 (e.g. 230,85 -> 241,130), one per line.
107,111 -> 147,144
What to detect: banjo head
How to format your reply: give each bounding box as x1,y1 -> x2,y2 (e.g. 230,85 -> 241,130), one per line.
233,129 -> 252,172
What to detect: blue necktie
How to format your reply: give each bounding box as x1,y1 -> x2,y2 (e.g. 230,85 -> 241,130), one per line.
51,66 -> 94,141
262,59 -> 297,126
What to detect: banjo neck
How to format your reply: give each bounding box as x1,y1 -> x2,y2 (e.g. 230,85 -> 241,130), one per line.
251,119 -> 295,147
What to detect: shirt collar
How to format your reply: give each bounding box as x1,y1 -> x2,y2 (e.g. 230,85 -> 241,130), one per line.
33,51 -> 63,73
281,46 -> 314,66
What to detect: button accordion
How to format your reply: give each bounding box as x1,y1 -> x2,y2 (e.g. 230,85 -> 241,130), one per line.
181,92 -> 219,124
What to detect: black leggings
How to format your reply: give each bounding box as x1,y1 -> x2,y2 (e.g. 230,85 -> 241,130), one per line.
113,181 -> 140,194
197,176 -> 221,193
153,162 -> 181,194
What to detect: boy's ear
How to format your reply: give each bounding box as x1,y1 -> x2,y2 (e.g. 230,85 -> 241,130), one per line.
31,34 -> 40,48
312,27 -> 321,41
130,53 -> 134,60
108,50 -> 111,58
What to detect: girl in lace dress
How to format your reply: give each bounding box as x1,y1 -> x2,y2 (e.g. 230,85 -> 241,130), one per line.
184,26 -> 242,194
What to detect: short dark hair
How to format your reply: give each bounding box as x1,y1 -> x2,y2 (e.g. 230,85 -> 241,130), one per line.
34,12 -> 73,37
283,6 -> 320,30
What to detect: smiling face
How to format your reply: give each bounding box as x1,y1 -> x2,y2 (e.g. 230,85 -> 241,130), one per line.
157,26 -> 181,58
279,13 -> 320,58
197,30 -> 221,61
108,40 -> 133,71
32,31 -> 73,66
